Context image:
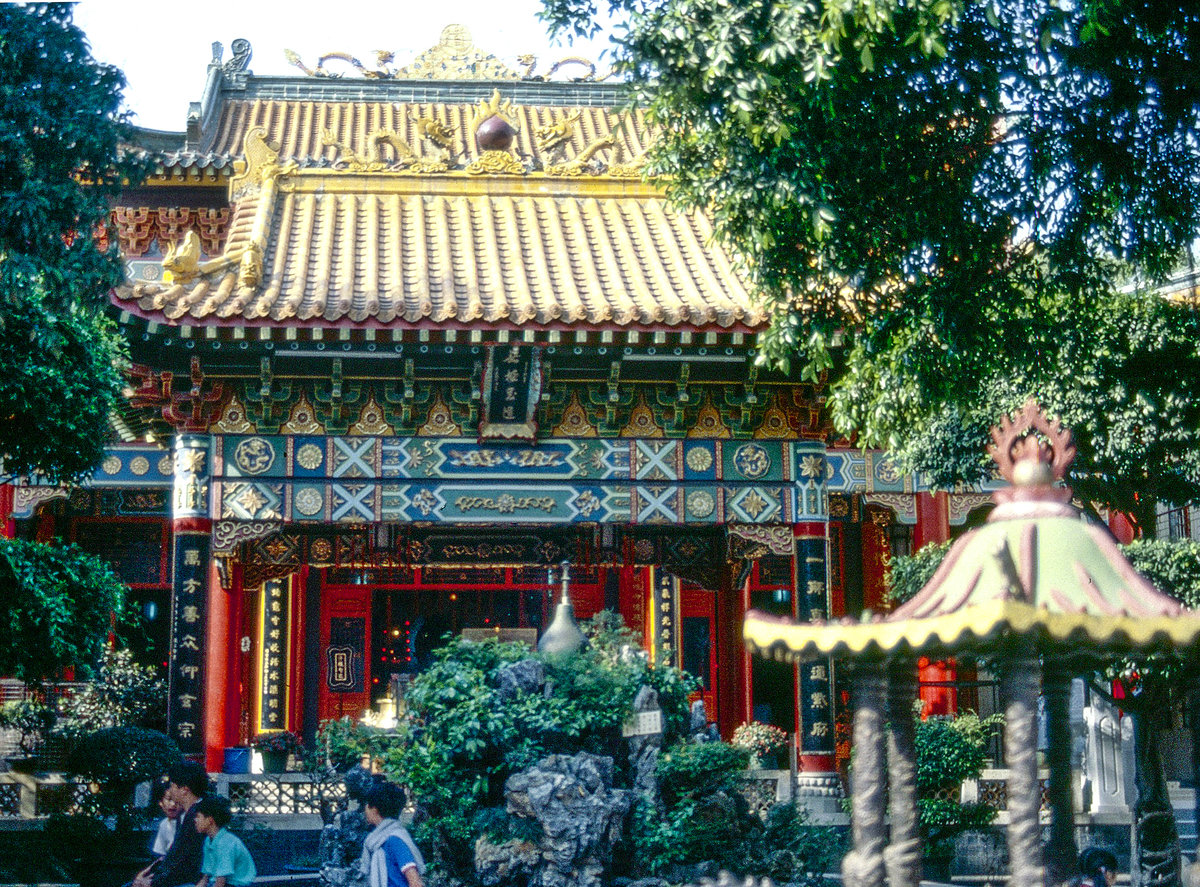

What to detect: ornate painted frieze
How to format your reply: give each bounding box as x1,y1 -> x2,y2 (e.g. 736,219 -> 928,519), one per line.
206,435 -> 831,525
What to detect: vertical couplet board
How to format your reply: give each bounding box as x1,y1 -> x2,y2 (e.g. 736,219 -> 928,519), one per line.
168,532 -> 209,756
650,566 -> 679,667
257,578 -> 290,733
795,527 -> 835,765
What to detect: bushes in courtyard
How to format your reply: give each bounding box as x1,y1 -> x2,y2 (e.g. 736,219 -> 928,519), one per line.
324,613 -> 840,885
915,712 -> 1002,862
380,618 -> 699,878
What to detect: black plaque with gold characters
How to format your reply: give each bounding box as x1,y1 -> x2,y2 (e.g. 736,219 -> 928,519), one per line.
796,533 -> 835,755
327,617 -> 365,692
652,568 -> 677,666
167,534 -> 208,755
479,344 -> 542,441
258,578 -> 290,731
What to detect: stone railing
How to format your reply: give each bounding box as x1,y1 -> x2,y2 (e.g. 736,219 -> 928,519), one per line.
0,772 -> 93,818
960,768 -> 1054,824
212,772 -> 348,817
740,768 -> 794,818
0,771 -> 348,820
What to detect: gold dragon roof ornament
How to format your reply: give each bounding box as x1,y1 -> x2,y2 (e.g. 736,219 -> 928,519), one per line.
283,24 -> 613,82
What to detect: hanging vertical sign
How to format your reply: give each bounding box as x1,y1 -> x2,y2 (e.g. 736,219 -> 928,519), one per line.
479,344 -> 543,441
258,578 -> 290,731
795,533 -> 835,755
167,534 -> 208,755
652,567 -> 678,666
327,617 -> 365,692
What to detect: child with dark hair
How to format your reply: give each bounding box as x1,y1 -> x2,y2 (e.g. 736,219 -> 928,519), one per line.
129,778 -> 182,887
150,778 -> 182,856
360,782 -> 425,887
1076,847 -> 1119,887
194,795 -> 256,887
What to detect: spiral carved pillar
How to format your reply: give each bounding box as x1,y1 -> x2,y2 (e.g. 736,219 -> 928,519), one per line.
1044,666 -> 1077,884
1001,656 -> 1045,886
842,662 -> 887,887
885,662 -> 922,887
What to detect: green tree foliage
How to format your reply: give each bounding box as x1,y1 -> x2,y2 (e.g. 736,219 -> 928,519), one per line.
635,742 -> 838,882
56,648 -> 167,735
886,539 -> 951,606
0,3 -> 149,480
0,538 -> 126,683
634,742 -> 751,873
1124,539 -> 1200,609
66,726 -> 181,822
539,0 -> 1200,517
914,712 -> 1001,859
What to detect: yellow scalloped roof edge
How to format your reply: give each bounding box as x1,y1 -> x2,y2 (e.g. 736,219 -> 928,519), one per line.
743,598 -> 1200,660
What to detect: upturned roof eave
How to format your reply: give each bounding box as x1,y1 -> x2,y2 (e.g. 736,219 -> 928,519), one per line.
742,600 -> 1200,663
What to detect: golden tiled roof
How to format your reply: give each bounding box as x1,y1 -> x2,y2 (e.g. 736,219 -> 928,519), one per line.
201,99 -> 652,169
118,172 -> 762,329
118,84 -> 764,332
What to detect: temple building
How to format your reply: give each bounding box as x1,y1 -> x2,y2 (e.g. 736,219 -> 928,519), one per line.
3,27 -> 994,776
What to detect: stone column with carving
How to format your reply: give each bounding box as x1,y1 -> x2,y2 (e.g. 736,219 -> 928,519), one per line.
1001,656 -> 1045,886
168,434 -> 213,759
1044,665 -> 1078,884
842,662 -> 887,887
885,662 -> 922,887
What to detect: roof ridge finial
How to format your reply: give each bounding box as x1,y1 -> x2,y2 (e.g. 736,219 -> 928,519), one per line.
987,399 -> 1076,505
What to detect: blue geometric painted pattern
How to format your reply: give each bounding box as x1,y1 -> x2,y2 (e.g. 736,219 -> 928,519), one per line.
78,436 -> 1000,524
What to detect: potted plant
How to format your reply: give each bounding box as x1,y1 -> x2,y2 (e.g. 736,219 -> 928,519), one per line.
0,699 -> 55,772
731,721 -> 789,770
253,730 -> 304,773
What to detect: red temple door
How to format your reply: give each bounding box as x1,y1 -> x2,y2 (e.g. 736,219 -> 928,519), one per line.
679,583 -> 719,726
318,582 -> 372,721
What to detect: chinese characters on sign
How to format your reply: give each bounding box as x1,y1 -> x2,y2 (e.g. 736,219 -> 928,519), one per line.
796,537 -> 835,755
478,344 -> 543,441
168,535 -> 208,755
326,617 -> 365,692
259,578 -> 289,731
653,568 -> 677,666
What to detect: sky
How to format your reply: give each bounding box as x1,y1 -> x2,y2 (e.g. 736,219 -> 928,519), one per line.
72,1 -> 617,132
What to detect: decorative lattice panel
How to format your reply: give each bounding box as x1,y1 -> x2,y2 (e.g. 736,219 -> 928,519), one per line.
739,775 -> 780,819
224,775 -> 350,816
0,783 -> 21,816
978,778 -> 1007,810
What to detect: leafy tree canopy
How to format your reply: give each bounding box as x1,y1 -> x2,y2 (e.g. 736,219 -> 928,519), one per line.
0,537 -> 127,683
0,3 -> 149,480
541,0 -> 1200,518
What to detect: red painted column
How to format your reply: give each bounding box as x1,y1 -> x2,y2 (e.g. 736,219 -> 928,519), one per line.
288,568 -> 308,732
715,562 -> 741,739
740,571 -> 753,727
204,558 -> 231,772
0,485 -> 14,539
1108,511 -> 1138,544
914,491 -> 956,715
914,491 -> 950,549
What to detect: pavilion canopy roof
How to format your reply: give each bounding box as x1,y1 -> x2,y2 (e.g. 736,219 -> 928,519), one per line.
744,403 -> 1200,662
744,514 -> 1200,661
